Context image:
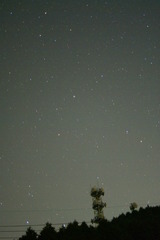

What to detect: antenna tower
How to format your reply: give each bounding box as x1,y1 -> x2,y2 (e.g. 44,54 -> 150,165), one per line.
90,186 -> 106,224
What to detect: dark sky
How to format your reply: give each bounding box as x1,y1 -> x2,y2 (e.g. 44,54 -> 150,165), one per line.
0,0 -> 160,231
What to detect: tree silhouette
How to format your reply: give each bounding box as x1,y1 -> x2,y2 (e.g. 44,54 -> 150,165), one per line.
38,222 -> 57,240
18,206 -> 160,240
19,227 -> 37,240
64,220 -> 79,240
130,202 -> 138,212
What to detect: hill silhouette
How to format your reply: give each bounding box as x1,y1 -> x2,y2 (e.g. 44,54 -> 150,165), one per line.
19,205 -> 160,240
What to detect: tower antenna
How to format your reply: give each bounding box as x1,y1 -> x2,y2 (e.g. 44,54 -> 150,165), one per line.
90,185 -> 106,225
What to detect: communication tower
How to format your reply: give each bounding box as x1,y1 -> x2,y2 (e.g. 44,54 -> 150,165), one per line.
90,186 -> 106,224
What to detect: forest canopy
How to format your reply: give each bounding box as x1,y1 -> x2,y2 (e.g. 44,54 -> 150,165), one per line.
19,205 -> 160,240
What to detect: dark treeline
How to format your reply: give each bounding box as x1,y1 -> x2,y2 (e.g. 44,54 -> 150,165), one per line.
19,206 -> 160,240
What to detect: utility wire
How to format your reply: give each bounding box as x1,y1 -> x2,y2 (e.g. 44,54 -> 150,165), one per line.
0,230 -> 41,233
0,238 -> 18,239
0,202 -> 159,234
0,224 -> 45,228
0,221 -> 91,230
0,221 -> 91,239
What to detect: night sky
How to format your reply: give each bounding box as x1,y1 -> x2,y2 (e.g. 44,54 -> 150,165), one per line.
0,0 -> 160,231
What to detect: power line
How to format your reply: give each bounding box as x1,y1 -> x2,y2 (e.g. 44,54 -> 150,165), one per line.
0,221 -> 91,229
0,238 -> 18,239
0,202 -> 159,232
0,221 -> 91,240
0,230 -> 41,233
0,224 -> 45,228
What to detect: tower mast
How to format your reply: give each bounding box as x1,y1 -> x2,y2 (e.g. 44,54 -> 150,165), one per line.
90,186 -> 106,225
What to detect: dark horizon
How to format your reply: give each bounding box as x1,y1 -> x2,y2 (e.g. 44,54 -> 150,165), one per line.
2,205 -> 160,240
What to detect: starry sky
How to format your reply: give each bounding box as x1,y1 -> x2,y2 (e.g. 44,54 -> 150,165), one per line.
0,0 -> 160,230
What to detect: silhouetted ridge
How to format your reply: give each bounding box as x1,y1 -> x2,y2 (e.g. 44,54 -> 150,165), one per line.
19,206 -> 160,240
